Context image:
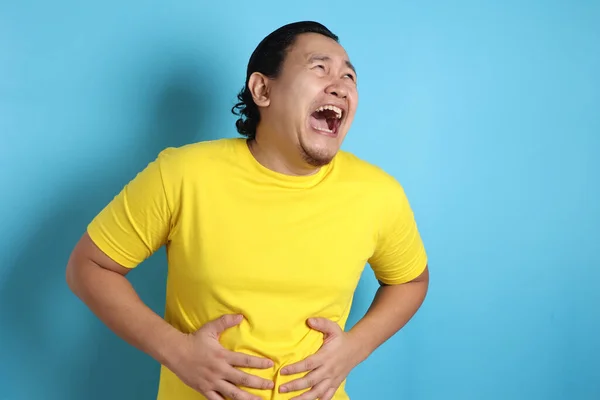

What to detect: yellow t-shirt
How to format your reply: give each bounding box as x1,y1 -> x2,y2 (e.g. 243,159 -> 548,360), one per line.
87,137 -> 428,400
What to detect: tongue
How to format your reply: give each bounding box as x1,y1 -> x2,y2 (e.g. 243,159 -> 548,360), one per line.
310,112 -> 331,131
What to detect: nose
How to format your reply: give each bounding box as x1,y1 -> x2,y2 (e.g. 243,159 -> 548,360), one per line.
325,81 -> 348,99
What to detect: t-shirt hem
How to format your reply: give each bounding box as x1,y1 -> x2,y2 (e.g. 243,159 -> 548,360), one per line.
87,223 -> 139,269
377,254 -> 428,285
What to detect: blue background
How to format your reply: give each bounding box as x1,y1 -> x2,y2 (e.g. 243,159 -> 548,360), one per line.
1,1 -> 599,399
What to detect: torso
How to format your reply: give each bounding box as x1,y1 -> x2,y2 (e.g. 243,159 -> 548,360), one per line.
157,138 -> 389,400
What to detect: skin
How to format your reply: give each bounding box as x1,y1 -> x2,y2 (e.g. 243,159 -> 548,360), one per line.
66,32 -> 429,400
246,32 -> 358,174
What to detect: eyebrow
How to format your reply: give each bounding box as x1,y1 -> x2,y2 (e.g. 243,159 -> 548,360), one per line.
308,54 -> 357,77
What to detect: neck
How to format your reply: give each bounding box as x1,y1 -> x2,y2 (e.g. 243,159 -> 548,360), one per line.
247,134 -> 319,177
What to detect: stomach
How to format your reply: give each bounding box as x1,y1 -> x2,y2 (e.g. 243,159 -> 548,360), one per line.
161,278 -> 357,400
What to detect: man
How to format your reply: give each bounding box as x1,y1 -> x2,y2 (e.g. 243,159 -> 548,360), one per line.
66,21 -> 429,400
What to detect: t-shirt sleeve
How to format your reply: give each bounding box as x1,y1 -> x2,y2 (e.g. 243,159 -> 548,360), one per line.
368,180 -> 428,285
86,149 -> 176,269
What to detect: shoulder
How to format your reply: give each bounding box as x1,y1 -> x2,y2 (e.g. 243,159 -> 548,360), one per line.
158,138 -> 239,163
334,150 -> 405,195
153,138 -> 240,176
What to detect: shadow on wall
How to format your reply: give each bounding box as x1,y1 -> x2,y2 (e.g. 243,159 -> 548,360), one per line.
0,54 -> 221,400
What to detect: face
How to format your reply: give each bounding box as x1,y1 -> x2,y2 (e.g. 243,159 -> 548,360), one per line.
253,33 -> 358,167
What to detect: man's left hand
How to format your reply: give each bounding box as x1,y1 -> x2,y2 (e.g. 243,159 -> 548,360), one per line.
278,317 -> 363,400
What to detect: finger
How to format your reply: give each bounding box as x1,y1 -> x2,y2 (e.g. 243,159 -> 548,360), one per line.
215,380 -> 262,400
320,387 -> 337,400
225,367 -> 275,390
288,379 -> 331,400
279,370 -> 323,393
226,350 -> 274,369
307,318 -> 341,336
281,355 -> 321,375
279,369 -> 324,393
208,314 -> 244,335
205,392 -> 225,400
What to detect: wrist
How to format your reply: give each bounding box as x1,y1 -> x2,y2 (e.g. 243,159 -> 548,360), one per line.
345,329 -> 373,365
155,329 -> 190,370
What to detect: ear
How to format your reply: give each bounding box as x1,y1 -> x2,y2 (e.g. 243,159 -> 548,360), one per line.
248,72 -> 271,107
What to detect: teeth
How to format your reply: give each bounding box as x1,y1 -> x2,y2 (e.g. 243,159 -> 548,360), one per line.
313,126 -> 333,133
315,104 -> 343,119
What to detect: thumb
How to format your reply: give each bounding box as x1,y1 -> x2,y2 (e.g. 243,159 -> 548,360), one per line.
206,314 -> 244,336
307,317 -> 340,336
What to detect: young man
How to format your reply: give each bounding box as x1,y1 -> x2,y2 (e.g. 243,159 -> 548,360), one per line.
66,21 -> 429,400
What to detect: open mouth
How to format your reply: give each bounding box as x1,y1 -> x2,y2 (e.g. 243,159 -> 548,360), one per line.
309,104 -> 344,136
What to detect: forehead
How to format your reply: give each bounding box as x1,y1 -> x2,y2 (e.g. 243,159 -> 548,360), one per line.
287,33 -> 350,63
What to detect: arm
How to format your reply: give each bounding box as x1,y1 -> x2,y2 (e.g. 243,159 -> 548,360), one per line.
65,232 -> 186,370
278,179 -> 428,399
278,267 -> 429,398
346,265 -> 429,363
67,151 -> 275,399
348,178 -> 429,361
66,151 -> 187,369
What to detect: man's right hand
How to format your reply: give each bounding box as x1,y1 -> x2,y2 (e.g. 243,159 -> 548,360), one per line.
171,314 -> 275,400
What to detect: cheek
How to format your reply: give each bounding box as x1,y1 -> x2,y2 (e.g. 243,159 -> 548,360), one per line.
348,91 -> 359,113
348,83 -> 358,98
296,75 -> 323,95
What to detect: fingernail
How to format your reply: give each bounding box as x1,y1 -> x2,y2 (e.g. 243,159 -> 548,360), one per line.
280,386 -> 288,393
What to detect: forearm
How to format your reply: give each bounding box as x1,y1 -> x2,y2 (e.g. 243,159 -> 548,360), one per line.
347,268 -> 429,362
66,260 -> 185,369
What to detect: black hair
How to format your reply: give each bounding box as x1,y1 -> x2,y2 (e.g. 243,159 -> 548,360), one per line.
231,21 -> 339,140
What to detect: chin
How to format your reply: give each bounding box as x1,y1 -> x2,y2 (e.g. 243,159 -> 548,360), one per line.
298,136 -> 341,167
